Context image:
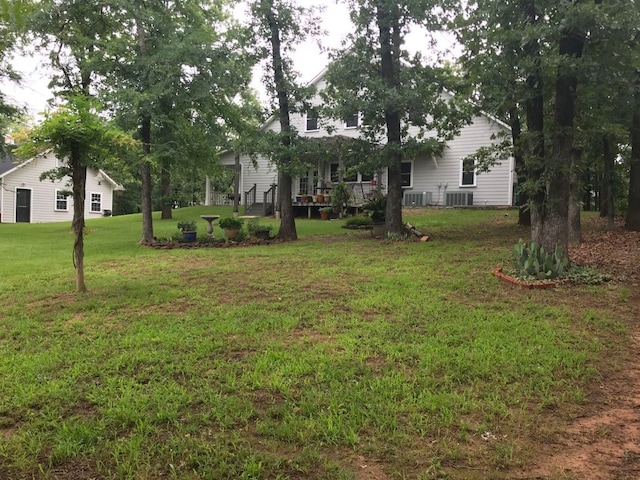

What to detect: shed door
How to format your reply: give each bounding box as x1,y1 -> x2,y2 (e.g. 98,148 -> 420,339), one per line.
16,188 -> 31,223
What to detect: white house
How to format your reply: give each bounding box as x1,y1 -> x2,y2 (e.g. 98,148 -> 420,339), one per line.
0,151 -> 121,223
212,69 -> 515,213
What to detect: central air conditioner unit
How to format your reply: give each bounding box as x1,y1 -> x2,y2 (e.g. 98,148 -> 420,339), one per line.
445,192 -> 474,206
403,191 -> 432,207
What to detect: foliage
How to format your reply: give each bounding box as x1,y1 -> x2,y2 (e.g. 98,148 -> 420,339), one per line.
219,216 -> 244,230
564,265 -> 612,286
512,239 -> 569,280
331,182 -> 352,216
177,220 -> 197,232
343,216 -> 372,229
362,195 -> 387,224
319,206 -> 333,213
247,218 -> 273,234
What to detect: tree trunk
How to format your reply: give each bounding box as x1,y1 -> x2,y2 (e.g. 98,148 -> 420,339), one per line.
508,105 -> 530,226
234,152 -> 241,216
568,149 -> 582,243
626,95 -> 640,230
70,147 -> 87,293
267,1 -> 297,241
602,135 -> 616,230
521,0 -> 544,231
140,115 -> 154,244
376,1 -> 403,234
531,13 -> 584,257
160,156 -> 172,220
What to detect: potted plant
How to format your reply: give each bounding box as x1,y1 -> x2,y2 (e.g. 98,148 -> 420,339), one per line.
219,216 -> 244,240
362,195 -> 387,236
247,218 -> 273,240
177,220 -> 197,242
319,206 -> 332,220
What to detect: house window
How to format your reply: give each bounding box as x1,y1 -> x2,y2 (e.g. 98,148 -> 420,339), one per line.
461,158 -> 476,187
401,161 -> 413,188
90,192 -> 102,213
331,163 -> 372,183
345,112 -> 359,128
305,111 -> 319,131
55,190 -> 69,211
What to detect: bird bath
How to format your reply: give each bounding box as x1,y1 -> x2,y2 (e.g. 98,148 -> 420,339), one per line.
200,215 -> 220,237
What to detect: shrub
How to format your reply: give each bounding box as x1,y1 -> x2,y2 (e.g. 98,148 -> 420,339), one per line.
512,239 -> 568,280
343,216 -> 373,229
362,195 -> 387,223
219,217 -> 244,230
177,220 -> 197,231
247,218 -> 272,234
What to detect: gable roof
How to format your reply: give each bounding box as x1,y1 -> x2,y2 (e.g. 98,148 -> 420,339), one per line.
0,150 -> 121,189
0,151 -> 17,176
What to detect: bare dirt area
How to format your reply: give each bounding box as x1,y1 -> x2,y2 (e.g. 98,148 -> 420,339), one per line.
511,218 -> 640,480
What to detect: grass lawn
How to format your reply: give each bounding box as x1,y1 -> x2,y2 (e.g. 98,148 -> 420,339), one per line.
0,207 -> 632,479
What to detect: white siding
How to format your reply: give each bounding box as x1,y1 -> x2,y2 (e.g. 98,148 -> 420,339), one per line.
408,116 -> 513,207
220,76 -> 513,207
0,152 -> 116,223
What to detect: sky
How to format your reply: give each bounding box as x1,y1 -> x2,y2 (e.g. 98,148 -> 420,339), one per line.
1,0 -> 457,119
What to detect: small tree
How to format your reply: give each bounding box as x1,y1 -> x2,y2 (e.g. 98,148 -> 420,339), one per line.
15,97 -> 136,293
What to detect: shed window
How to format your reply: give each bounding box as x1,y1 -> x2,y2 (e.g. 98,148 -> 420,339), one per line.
90,193 -> 102,213
55,190 -> 69,211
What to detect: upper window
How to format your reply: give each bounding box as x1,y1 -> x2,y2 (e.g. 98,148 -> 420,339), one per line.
345,112 -> 359,128
461,158 -> 476,187
55,190 -> 69,211
90,192 -> 102,213
401,161 -> 413,188
305,111 -> 319,132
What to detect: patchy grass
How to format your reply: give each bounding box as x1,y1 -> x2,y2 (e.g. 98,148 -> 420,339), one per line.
0,208 -> 633,479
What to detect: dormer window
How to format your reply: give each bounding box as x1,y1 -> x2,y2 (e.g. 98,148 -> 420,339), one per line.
345,112 -> 359,128
305,111 -> 319,132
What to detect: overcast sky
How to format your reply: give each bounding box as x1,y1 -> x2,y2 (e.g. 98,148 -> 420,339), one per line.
2,0 -> 456,119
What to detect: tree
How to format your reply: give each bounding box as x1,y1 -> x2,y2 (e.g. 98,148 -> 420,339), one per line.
323,0 -> 471,234
248,0 -> 321,241
15,98 -> 135,292
91,0 -> 255,243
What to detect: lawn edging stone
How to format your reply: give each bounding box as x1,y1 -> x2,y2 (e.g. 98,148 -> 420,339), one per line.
492,267 -> 557,289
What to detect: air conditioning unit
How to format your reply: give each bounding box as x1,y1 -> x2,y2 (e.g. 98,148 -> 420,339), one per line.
403,191 -> 433,207
446,192 -> 474,206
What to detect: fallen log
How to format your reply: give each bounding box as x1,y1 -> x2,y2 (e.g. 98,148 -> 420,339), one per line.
405,222 -> 430,242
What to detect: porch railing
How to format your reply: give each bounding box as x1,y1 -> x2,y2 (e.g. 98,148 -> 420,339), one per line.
244,183 -> 257,214
264,183 -> 277,216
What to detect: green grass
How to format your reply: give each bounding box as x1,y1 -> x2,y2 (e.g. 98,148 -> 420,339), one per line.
0,207 -> 631,479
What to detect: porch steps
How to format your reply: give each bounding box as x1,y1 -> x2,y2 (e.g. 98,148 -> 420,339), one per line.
244,202 -> 266,216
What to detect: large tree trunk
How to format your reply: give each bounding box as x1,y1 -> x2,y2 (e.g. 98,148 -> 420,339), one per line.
568,148 -> 582,243
160,157 -> 172,220
70,147 -> 87,293
521,0 -> 544,231
140,115 -> 154,244
531,12 -> 584,257
267,1 -> 297,241
626,95 -> 640,230
508,105 -> 530,225
377,1 -> 403,234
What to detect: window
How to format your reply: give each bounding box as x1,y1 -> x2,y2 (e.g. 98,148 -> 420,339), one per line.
331,163 -> 372,183
345,112 -> 359,128
461,158 -> 476,187
55,190 -> 69,211
401,161 -> 413,188
305,111 -> 319,131
90,192 -> 102,213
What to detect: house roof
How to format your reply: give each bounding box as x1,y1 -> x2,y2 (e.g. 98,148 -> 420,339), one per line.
0,151 -> 17,176
0,150 -> 122,189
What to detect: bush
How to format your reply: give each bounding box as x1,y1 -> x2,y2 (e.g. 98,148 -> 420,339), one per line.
343,216 -> 373,229
219,217 -> 244,230
362,195 -> 387,223
247,218 -> 272,235
512,239 -> 568,280
177,220 -> 197,231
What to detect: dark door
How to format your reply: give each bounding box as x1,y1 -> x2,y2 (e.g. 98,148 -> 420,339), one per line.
16,188 -> 31,223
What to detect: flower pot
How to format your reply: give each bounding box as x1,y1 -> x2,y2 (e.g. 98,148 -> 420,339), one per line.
224,228 -> 240,241
182,231 -> 197,243
312,195 -> 318,203
317,194 -> 325,203
320,210 -> 330,220
324,195 -> 331,204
